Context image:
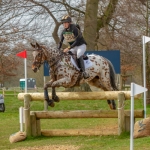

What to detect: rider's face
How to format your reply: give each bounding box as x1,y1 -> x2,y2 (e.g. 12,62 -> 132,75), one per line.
63,22 -> 70,29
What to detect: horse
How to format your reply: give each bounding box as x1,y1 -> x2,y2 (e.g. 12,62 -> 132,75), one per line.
31,42 -> 118,110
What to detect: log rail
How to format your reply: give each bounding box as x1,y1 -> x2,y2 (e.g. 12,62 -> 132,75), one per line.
19,92 -> 143,137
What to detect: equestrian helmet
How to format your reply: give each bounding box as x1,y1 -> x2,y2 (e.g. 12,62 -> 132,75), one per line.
61,15 -> 72,23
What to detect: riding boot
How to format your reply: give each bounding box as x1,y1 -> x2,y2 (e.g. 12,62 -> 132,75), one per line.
77,56 -> 89,79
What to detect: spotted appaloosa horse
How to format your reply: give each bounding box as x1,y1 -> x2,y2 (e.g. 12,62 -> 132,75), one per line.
31,42 -> 118,109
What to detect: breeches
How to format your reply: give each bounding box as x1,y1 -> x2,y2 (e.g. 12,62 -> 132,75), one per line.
70,44 -> 86,58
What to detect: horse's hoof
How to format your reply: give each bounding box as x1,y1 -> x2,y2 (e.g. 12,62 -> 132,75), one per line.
110,104 -> 116,110
47,100 -> 55,107
113,105 -> 116,110
53,95 -> 60,102
109,104 -> 113,110
112,101 -> 116,110
50,102 -> 55,107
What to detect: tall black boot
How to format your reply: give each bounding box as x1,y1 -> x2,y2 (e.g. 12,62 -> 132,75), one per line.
77,57 -> 89,79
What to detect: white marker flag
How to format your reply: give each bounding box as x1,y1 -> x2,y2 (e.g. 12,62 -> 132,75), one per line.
131,83 -> 147,96
130,83 -> 147,150
143,36 -> 150,44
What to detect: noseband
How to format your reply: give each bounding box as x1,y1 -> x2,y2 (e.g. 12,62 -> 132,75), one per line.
33,50 -> 44,70
32,47 -> 65,71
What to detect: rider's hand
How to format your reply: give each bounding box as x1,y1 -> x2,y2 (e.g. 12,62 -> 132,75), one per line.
63,48 -> 70,53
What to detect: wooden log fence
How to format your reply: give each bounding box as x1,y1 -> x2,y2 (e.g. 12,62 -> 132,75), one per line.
18,91 -> 143,137
18,91 -> 141,101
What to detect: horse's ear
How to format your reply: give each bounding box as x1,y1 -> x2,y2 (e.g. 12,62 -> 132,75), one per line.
30,43 -> 36,48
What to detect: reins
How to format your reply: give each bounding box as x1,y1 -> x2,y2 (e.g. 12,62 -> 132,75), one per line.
48,51 -> 64,68
35,47 -> 77,76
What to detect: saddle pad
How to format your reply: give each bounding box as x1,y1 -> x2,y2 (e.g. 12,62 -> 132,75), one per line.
71,56 -> 93,70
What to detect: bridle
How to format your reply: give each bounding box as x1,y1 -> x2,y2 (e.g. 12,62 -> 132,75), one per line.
32,47 -> 63,70
32,49 -> 45,71
32,45 -> 72,73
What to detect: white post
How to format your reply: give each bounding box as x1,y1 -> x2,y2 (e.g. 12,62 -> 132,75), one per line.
130,82 -> 147,150
24,58 -> 27,93
19,107 -> 24,132
130,83 -> 134,150
143,36 -> 146,118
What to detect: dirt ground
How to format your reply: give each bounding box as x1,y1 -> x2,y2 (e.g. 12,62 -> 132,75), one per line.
11,125 -> 118,150
12,145 -> 80,150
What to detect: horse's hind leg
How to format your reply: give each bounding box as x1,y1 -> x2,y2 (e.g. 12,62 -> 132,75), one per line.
93,79 -> 116,110
99,79 -> 117,109
112,100 -> 116,109
107,100 -> 116,110
88,77 -> 116,110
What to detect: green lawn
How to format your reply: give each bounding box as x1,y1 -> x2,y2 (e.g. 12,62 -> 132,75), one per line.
0,90 -> 150,150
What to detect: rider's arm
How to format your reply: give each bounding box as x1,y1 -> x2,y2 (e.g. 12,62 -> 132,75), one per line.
58,32 -> 64,50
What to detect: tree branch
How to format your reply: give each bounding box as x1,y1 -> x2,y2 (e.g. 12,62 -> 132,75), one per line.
49,0 -> 85,15
97,0 -> 118,30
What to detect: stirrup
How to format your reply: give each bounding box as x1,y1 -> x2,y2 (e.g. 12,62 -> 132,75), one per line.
83,72 -> 89,79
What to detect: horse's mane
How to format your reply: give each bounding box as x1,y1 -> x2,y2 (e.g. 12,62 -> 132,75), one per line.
41,45 -> 71,61
41,45 -> 59,55
40,45 -> 47,49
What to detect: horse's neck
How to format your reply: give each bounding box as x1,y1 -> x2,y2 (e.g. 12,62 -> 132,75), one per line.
44,48 -> 60,60
43,47 -> 72,66
63,53 -> 72,61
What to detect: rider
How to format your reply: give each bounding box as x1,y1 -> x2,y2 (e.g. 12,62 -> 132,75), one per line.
58,15 -> 89,79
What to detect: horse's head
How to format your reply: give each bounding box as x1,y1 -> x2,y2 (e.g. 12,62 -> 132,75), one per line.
30,42 -> 47,73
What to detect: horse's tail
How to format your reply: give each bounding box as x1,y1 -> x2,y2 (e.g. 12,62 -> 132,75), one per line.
107,59 -> 118,91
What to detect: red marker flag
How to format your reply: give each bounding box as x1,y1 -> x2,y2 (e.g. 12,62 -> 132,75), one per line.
16,50 -> 27,58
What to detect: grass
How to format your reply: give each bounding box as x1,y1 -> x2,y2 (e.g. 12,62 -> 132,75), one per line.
0,90 -> 150,150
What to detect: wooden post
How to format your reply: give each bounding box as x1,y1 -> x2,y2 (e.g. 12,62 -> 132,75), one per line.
36,119 -> 41,136
24,94 -> 31,136
124,111 -> 137,132
30,112 -> 37,137
30,111 -> 41,137
44,101 -> 48,111
118,92 -> 125,135
125,116 -> 131,132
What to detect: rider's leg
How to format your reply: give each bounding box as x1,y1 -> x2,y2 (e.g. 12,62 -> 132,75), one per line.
76,44 -> 89,79
77,56 -> 89,79
69,44 -> 89,79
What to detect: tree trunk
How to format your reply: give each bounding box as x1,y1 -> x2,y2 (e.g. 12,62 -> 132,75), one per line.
83,0 -> 98,50
145,0 -> 150,104
83,0 -> 118,50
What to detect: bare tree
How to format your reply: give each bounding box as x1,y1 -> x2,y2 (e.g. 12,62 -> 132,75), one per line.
0,0 -> 150,91
0,54 -> 18,87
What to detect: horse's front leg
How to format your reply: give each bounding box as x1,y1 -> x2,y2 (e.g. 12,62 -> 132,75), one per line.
52,87 -> 60,102
44,81 -> 55,107
51,77 -> 71,88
